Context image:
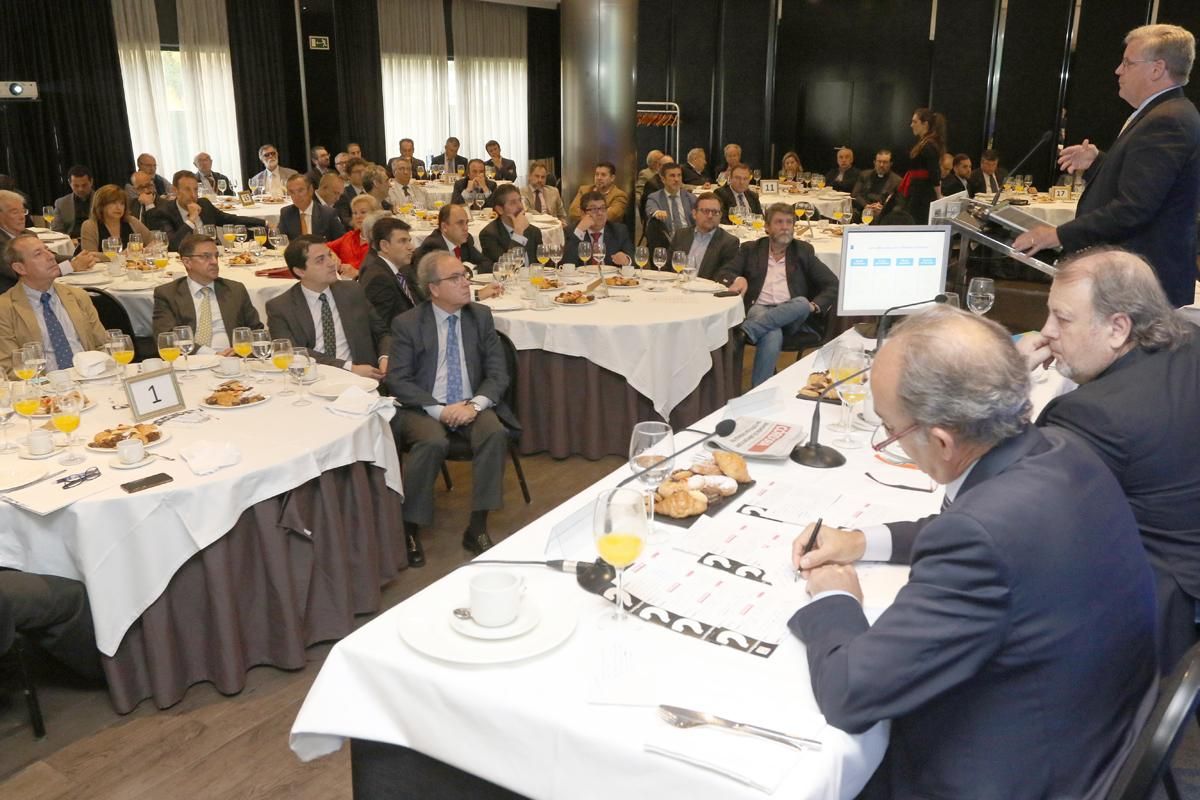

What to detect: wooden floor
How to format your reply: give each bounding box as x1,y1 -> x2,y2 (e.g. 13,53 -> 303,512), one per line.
0,451 -> 622,800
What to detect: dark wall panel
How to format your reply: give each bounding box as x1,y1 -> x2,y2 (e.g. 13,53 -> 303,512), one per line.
930,0 -> 995,158
673,0 -> 720,164
300,0 -> 341,168
527,8 -> 561,169
1063,1 -> 1148,154
718,0 -> 771,171
1157,0 -> 1200,107
635,0 -> 675,160
334,0 -> 386,165
992,0 -> 1072,187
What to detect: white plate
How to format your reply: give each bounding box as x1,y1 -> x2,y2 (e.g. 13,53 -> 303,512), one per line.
0,465 -> 47,491
308,378 -> 380,400
469,273 -> 496,285
58,273 -> 112,287
31,399 -> 97,419
17,445 -> 65,460
399,592 -> 576,665
602,281 -> 641,290
202,395 -> 271,410
109,455 -> 156,470
553,298 -> 597,307
106,281 -> 158,293
448,605 -> 541,641
482,299 -> 524,312
248,360 -> 285,374
682,279 -> 724,293
69,365 -> 122,382
638,270 -> 676,281
173,354 -> 219,371
85,430 -> 171,454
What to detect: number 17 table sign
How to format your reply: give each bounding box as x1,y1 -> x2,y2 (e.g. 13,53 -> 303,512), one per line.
123,367 -> 186,422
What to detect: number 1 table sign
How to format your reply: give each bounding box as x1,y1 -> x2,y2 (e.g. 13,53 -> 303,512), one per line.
123,367 -> 186,422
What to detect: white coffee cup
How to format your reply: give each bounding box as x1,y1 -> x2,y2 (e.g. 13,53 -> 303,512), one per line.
142,358 -> 165,372
534,292 -> 552,309
27,430 -> 53,456
468,572 -> 524,627
216,356 -> 241,376
620,264 -> 634,279
106,261 -> 125,278
561,262 -> 577,276
117,438 -> 145,465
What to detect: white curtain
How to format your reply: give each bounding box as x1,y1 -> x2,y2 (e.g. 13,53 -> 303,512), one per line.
451,0 -> 528,181
177,0 -> 244,187
112,0 -> 243,188
378,0 -> 450,165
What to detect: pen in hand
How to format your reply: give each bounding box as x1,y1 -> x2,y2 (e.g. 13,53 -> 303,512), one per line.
795,517 -> 823,582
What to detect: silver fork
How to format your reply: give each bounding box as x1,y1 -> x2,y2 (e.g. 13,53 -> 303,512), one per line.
658,705 -> 822,751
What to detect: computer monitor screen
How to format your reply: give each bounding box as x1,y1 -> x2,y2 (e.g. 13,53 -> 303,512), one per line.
836,225 -> 952,316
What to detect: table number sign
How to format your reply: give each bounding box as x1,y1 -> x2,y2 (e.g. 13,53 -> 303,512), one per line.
123,367 -> 186,421
238,190 -> 255,207
760,179 -> 779,194
1051,185 -> 1070,200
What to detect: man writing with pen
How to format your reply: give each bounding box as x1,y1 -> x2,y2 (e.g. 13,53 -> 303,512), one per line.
785,306 -> 1155,799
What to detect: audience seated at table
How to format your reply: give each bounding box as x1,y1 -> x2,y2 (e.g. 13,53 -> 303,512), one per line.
147,171 -> 265,252
337,157 -> 370,221
50,164 -> 95,238
645,161 -> 695,251
388,250 -> 520,565
327,194 -> 379,275
637,155 -> 670,226
714,142 -> 745,184
714,164 -> 763,225
306,145 -> 334,188
940,153 -> 973,197
152,233 -> 263,353
249,144 -> 297,197
81,184 -> 153,259
568,162 -> 629,224
939,151 -> 954,181
395,138 -> 426,176
483,140 -> 517,182
825,147 -> 860,193
564,190 -> 633,266
126,170 -> 169,224
480,184 -> 543,264
346,142 -> 364,160
0,191 -> 95,292
334,151 -> 351,178
0,233 -> 108,374
278,174 -> 346,242
451,159 -> 497,208
267,235 -> 389,379
790,306 -> 1156,799
520,161 -> 567,225
1017,248 -> 1200,673
127,152 -> 170,198
968,148 -> 1007,197
387,158 -> 427,209
682,147 -> 710,186
0,568 -> 104,683
358,215 -> 421,328
411,203 -> 494,274
670,192 -> 738,280
193,152 -> 235,197
778,151 -> 803,182
363,166 -> 393,213
316,173 -> 347,223
851,150 -> 901,214
636,149 -> 665,200
431,136 -> 469,175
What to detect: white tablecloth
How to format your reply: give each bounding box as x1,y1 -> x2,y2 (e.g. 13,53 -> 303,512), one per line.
691,187 -> 851,220
487,281 -> 744,419
31,227 -> 75,258
225,200 -> 289,226
0,365 -> 400,655
1019,199 -> 1078,227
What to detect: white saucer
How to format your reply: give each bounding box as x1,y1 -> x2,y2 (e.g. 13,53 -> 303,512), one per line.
110,455 -> 156,470
528,305 -> 556,312
449,605 -> 540,640
18,446 -> 64,460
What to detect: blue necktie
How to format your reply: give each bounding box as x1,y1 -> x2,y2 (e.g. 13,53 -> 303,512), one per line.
445,314 -> 464,405
40,292 -> 74,371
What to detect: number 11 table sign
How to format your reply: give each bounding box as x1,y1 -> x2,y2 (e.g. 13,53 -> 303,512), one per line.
123,367 -> 186,422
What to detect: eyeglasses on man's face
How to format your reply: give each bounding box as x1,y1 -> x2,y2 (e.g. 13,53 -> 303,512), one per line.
870,421 -> 921,454
432,271 -> 470,285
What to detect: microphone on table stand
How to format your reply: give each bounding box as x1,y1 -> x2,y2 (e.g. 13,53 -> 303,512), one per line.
617,418 -> 738,488
855,294 -> 949,345
791,364 -> 871,469
454,558 -> 618,592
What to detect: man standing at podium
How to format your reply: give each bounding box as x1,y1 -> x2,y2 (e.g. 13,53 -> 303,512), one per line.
1013,24 -> 1200,307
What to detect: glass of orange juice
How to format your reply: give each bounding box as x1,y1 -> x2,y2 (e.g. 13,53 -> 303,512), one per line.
157,331 -> 181,366
271,339 -> 294,394
52,391 -> 84,465
593,487 -> 648,628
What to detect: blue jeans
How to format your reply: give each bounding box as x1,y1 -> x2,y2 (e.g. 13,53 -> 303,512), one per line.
742,297 -> 812,387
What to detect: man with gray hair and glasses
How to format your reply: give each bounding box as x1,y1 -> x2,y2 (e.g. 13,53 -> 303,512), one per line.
789,306 -> 1155,798
1018,247 -> 1200,672
1014,23 -> 1200,306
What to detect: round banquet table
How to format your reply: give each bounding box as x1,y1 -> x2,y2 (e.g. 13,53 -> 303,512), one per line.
223,199 -> 289,226
690,185 -> 852,220
479,273 -> 746,459
1015,197 -> 1078,226
31,227 -> 76,258
0,364 -> 404,712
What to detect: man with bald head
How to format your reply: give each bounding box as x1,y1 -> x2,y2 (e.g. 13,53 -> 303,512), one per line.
636,149 -> 665,200
682,147 -> 709,186
1018,247 -> 1200,671
790,306 -> 1155,799
824,147 -> 860,194
193,152 -> 234,196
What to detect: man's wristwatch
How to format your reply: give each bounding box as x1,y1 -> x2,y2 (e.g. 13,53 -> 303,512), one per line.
469,400 -> 483,413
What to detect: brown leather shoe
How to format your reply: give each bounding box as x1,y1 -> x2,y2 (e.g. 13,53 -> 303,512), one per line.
406,532 -> 426,567
462,529 -> 494,555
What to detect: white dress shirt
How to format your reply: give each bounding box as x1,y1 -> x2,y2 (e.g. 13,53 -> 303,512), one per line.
187,277 -> 229,351
422,304 -> 491,420
300,284 -> 352,366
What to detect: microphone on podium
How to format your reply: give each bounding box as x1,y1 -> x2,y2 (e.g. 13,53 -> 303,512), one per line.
617,418 -> 737,487
791,364 -> 872,469
855,294 -> 949,345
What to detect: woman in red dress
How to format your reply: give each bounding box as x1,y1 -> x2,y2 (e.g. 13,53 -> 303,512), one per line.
327,194 -> 379,277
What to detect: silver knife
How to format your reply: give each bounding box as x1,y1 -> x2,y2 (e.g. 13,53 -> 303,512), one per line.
3,469 -> 67,494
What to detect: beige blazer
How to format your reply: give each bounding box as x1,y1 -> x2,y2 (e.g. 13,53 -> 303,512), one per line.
80,216 -> 152,260
568,183 -> 629,224
519,184 -> 567,224
0,282 -> 109,375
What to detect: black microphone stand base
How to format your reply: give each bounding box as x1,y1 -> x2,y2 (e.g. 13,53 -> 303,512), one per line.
790,442 -> 847,468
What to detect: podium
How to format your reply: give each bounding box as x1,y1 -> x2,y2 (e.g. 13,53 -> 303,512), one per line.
947,199 -> 1059,295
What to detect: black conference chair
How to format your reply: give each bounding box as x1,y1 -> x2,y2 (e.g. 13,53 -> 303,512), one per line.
438,331 -> 531,504
731,310 -> 832,393
82,286 -> 155,361
0,592 -> 46,739
1105,641 -> 1200,800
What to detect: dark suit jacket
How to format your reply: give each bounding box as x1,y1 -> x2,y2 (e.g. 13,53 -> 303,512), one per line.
1038,335 -> 1200,663
51,192 -> 90,237
790,426 -> 1156,799
451,177 -> 497,207
357,250 -> 422,328
410,229 -> 494,274
562,222 -> 634,266
824,166 -> 860,194
487,158 -> 517,182
151,276 -> 263,339
681,162 -> 709,185
195,171 -> 234,195
478,217 -> 543,263
940,174 -> 971,198
967,167 -> 1008,198
431,154 -> 469,174
638,174 -> 664,223
264,281 -> 390,368
670,226 -> 739,281
1058,87 -> 1200,306
717,237 -> 839,313
386,301 -> 519,430
335,185 -> 366,226
851,170 -> 902,210
277,202 -> 346,242
713,184 -> 763,225
146,199 -> 266,251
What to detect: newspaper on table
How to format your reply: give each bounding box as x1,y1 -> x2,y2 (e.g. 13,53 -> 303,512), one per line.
712,416 -> 806,459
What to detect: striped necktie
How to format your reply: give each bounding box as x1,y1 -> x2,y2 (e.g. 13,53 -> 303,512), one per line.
445,314 -> 464,405
40,292 -> 75,371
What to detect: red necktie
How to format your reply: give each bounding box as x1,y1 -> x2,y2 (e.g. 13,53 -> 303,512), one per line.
591,231 -> 601,247
454,245 -> 462,260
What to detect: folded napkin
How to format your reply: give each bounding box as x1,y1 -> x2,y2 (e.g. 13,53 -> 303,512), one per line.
644,709 -> 821,794
326,386 -> 393,419
180,440 -> 240,475
74,351 -> 114,377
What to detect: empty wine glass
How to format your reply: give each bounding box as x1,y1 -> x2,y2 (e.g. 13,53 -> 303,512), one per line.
967,277 -> 995,316
628,421 -> 674,544
172,325 -> 195,378
591,238 -> 606,268
593,487 -> 649,628
652,247 -> 667,271
251,329 -> 273,380
289,346 -> 314,406
0,382 -> 14,453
